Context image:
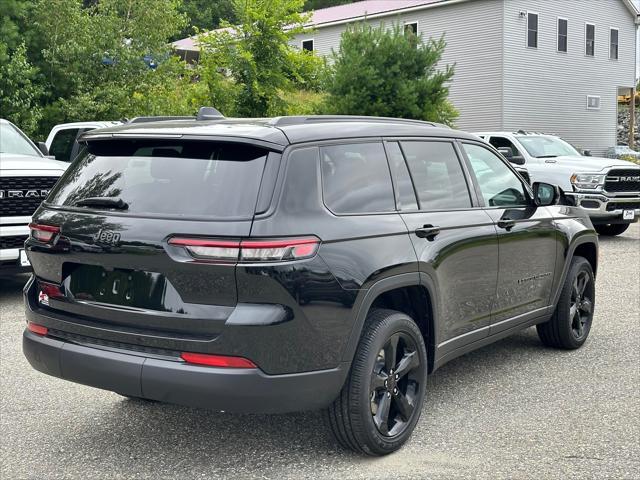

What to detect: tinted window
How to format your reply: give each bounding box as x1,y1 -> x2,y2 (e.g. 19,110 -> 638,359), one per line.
401,141 -> 471,210
50,128 -> 80,162
48,140 -> 268,219
527,13 -> 538,48
320,143 -> 395,214
0,122 -> 41,157
463,143 -> 528,208
558,18 -> 568,52
385,142 -> 418,211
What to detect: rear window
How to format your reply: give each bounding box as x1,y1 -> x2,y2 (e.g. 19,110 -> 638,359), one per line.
46,140 -> 269,219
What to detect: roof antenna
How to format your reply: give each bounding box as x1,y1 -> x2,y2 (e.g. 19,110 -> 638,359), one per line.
197,106 -> 225,121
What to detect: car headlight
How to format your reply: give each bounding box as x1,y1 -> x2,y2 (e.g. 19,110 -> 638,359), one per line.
570,173 -> 605,189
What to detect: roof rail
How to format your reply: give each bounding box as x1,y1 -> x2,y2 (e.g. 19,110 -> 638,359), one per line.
128,116 -> 194,124
267,115 -> 447,128
197,106 -> 225,121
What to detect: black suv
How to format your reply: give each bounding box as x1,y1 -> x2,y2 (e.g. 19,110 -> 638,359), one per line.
23,112 -> 598,455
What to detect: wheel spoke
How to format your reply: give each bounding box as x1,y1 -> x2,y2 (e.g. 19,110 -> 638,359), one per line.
373,393 -> 391,435
577,273 -> 588,297
393,391 -> 414,421
569,303 -> 578,321
580,298 -> 593,315
395,351 -> 419,379
371,371 -> 388,391
384,334 -> 399,372
575,315 -> 584,337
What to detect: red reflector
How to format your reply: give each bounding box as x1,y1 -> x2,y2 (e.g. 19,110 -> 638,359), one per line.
38,281 -> 64,299
27,322 -> 48,336
29,223 -> 60,243
180,352 -> 257,369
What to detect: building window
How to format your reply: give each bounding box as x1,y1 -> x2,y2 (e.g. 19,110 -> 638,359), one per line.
527,12 -> 538,48
557,18 -> 568,52
404,22 -> 418,37
301,39 -> 314,52
586,95 -> 601,110
610,28 -> 619,60
585,23 -> 595,56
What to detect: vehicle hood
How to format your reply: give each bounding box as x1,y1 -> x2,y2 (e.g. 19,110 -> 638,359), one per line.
543,155 -> 637,173
0,154 -> 68,172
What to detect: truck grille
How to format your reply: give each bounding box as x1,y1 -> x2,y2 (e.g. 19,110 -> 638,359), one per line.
0,235 -> 28,249
0,176 -> 59,216
605,169 -> 640,193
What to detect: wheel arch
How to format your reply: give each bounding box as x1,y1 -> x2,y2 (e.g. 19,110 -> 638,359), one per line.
342,273 -> 438,374
552,234 -> 598,308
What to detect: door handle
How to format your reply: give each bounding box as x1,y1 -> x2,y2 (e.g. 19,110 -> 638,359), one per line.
415,224 -> 441,241
497,219 -> 516,230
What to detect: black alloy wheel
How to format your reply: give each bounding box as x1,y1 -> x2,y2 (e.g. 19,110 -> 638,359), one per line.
569,270 -> 594,341
370,332 -> 423,437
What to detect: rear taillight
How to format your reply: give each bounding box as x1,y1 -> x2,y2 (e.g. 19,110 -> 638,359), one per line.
29,223 -> 60,243
180,352 -> 257,368
168,237 -> 320,263
27,322 -> 48,336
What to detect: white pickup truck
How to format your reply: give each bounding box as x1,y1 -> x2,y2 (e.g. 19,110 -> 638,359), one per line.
475,131 -> 640,236
0,119 -> 67,274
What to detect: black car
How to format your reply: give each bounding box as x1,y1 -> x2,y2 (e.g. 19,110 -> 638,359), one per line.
22,111 -> 598,456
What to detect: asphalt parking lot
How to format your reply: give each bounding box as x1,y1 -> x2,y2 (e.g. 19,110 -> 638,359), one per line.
1,223 -> 638,479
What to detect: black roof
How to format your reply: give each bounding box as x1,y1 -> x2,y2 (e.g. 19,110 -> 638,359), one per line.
80,115 -> 478,149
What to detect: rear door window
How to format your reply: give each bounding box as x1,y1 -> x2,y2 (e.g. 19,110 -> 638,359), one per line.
320,142 -> 395,214
401,141 -> 472,210
47,140 -> 270,219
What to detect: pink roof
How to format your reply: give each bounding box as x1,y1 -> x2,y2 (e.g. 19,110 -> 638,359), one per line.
172,0 -> 445,51
309,0 -> 443,26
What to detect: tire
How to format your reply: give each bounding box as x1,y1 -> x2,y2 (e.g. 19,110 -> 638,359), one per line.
595,223 -> 629,236
325,309 -> 428,456
537,256 -> 595,349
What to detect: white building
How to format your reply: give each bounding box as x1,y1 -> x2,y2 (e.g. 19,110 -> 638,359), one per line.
173,0 -> 639,155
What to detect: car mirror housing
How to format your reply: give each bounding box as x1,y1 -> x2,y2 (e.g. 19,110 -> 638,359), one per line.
533,182 -> 560,206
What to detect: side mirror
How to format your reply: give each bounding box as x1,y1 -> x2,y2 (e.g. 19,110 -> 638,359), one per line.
37,142 -> 49,156
533,182 -> 560,206
497,147 -> 513,159
583,149 -> 592,156
497,147 -> 525,165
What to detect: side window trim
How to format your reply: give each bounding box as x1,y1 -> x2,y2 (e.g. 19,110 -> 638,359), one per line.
382,140 -> 418,212
457,140 -> 533,209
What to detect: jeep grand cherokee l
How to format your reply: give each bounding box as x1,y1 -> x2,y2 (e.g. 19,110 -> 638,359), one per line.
475,131 -> 640,236
23,112 -> 598,455
0,119 -> 67,274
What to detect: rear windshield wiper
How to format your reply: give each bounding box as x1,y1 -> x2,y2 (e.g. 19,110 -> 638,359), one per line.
73,197 -> 129,210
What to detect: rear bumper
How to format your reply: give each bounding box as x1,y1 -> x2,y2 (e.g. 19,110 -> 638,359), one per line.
22,329 -> 347,413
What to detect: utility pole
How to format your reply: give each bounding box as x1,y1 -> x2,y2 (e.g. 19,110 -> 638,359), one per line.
630,86 -> 636,149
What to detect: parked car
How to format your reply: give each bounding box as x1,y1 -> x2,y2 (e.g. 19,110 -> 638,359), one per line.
23,111 -> 599,456
0,119 -> 67,274
605,145 -> 640,161
475,131 -> 640,236
45,121 -> 122,163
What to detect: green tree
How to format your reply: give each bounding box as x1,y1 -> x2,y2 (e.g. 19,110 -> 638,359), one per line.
176,0 -> 237,38
303,0 -> 352,10
200,0 -> 326,117
326,23 -> 458,125
0,42 -> 43,135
